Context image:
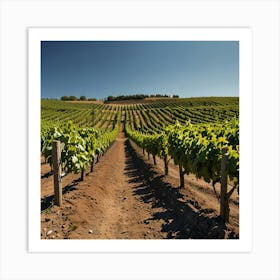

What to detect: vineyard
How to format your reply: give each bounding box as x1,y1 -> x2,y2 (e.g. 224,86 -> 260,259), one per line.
41,97 -> 239,239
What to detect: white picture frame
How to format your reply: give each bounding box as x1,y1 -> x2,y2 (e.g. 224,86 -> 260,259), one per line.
1,1 -> 279,279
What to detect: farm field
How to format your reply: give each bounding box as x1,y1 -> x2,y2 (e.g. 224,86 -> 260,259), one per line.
41,97 -> 239,239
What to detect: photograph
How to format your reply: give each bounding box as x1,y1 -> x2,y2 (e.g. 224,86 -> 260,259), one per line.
40,40 -> 240,240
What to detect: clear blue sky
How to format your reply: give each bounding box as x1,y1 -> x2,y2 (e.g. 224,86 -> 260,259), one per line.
41,41 -> 239,99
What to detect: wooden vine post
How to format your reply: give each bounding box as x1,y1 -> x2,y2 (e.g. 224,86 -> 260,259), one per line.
220,146 -> 229,223
163,155 -> 169,175
152,155 -> 157,165
90,159 -> 95,172
52,140 -> 62,206
179,164 -> 185,188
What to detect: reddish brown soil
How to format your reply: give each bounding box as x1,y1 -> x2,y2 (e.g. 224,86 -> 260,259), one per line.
41,131 -> 239,239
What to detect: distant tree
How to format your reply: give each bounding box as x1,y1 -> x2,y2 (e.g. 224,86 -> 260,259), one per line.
79,95 -> 87,101
61,96 -> 69,101
88,98 -> 97,101
69,96 -> 77,101
173,95 -> 179,98
107,96 -> 115,102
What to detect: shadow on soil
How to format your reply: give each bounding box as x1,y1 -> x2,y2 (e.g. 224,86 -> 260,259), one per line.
41,171 -> 53,179
124,139 -> 238,239
41,180 -> 79,211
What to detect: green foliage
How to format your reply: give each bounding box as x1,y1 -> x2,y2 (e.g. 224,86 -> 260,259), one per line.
41,121 -> 120,175
79,96 -> 87,101
105,94 -> 172,102
69,96 -> 78,101
60,96 -> 78,101
61,96 -> 70,101
125,118 -> 239,189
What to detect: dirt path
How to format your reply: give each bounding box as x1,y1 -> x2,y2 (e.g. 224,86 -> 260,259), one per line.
41,130 -> 239,239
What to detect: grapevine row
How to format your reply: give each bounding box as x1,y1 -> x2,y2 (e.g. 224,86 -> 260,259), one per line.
125,118 -> 239,221
41,121 -> 120,181
125,119 -> 239,187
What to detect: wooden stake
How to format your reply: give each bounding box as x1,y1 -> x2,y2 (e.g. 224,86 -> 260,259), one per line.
52,140 -> 62,206
80,169 -> 85,181
153,155 -> 157,165
179,164 -> 185,188
220,146 -> 229,222
164,155 -> 169,175
90,159 -> 94,172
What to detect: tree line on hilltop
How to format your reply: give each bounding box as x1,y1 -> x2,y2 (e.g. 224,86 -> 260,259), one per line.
60,96 -> 97,101
60,94 -> 179,102
106,94 -> 179,102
